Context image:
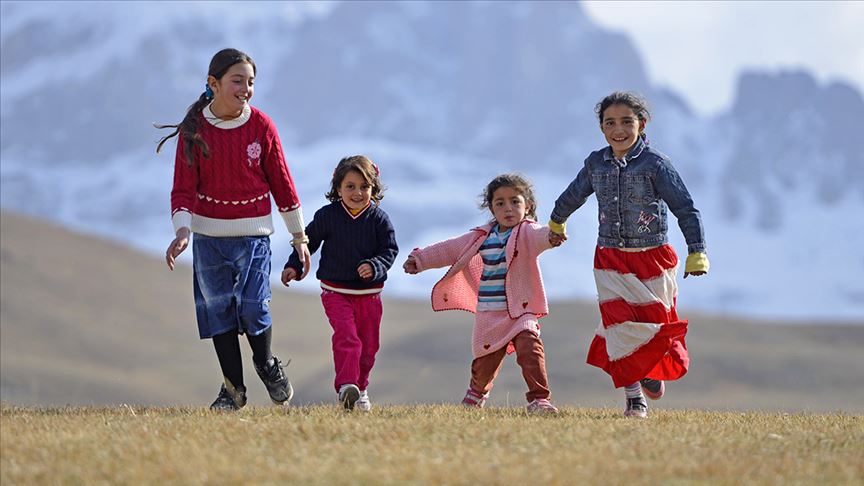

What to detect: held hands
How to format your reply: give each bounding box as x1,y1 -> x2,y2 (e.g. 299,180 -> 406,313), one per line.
403,255 -> 419,274
548,231 -> 567,247
358,263 -> 374,280
547,220 -> 567,247
165,227 -> 191,271
282,232 -> 310,287
291,232 -> 311,279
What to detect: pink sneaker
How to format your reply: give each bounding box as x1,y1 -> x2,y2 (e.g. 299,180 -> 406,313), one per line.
640,378 -> 665,400
526,398 -> 559,414
461,388 -> 488,408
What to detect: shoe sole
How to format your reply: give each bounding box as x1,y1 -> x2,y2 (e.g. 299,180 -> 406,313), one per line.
527,408 -> 559,415
270,382 -> 294,406
355,402 -> 372,412
210,405 -> 241,412
624,411 -> 648,419
340,385 -> 360,411
641,380 -> 665,400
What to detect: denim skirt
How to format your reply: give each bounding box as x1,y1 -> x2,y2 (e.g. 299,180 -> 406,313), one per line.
192,234 -> 273,339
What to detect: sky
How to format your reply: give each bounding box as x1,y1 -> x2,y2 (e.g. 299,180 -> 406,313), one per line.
583,1 -> 864,117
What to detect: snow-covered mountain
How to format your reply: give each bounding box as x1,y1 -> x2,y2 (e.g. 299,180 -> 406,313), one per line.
2,1 -> 862,321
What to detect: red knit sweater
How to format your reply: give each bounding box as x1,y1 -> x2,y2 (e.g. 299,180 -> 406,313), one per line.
170,104 -> 304,236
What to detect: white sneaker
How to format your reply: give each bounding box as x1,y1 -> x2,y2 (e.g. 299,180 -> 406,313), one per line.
338,384 -> 360,411
526,398 -> 559,415
355,390 -> 371,412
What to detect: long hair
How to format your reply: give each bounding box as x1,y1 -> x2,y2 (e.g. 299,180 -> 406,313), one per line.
155,48 -> 256,166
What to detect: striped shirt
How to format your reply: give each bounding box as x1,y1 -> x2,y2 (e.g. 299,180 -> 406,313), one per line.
477,225 -> 512,311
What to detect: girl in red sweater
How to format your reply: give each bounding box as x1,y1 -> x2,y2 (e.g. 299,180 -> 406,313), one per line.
156,48 -> 310,411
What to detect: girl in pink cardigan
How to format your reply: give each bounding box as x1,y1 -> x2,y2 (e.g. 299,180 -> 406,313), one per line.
403,174 -> 561,414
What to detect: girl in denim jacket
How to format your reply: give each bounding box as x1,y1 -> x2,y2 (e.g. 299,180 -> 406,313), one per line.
548,91 -> 709,418
404,174 -> 561,414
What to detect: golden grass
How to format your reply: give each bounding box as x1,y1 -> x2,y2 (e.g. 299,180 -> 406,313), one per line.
2,404 -> 862,485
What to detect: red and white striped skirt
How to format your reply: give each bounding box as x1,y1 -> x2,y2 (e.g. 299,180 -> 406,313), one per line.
586,244 -> 689,388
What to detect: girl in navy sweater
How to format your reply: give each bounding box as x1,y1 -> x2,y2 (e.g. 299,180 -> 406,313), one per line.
282,155 -> 398,411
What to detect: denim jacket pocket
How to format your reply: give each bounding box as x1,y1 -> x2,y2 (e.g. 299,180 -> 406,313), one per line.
624,174 -> 655,205
591,173 -> 609,199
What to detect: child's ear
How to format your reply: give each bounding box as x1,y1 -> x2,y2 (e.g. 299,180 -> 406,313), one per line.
639,119 -> 647,132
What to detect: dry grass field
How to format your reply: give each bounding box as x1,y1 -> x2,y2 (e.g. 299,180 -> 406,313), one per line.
2,404 -> 862,485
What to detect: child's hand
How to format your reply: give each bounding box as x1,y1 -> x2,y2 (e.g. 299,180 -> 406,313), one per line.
294,242 -> 311,278
281,267 -> 299,287
357,263 -> 374,280
547,220 -> 567,247
683,252 -> 709,279
403,255 -> 419,274
165,227 -> 191,271
548,231 -> 567,247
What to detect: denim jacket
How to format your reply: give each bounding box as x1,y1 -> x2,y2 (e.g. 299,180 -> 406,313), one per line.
550,136 -> 706,254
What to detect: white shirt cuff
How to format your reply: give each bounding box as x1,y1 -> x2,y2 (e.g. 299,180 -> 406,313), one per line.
280,207 -> 305,235
172,210 -> 192,234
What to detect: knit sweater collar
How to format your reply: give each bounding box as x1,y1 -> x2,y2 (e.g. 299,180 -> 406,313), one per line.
202,102 -> 252,130
341,201 -> 371,219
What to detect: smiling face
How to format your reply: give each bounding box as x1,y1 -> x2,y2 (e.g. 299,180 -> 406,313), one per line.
600,103 -> 646,159
208,62 -> 254,119
490,185 -> 527,231
338,170 -> 372,210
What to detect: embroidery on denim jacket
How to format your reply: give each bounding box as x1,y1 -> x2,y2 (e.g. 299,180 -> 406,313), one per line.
636,210 -> 657,234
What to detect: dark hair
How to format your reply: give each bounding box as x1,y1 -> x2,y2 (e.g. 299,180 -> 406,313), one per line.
155,48 -> 257,166
595,91 -> 651,125
479,173 -> 537,222
325,155 -> 385,204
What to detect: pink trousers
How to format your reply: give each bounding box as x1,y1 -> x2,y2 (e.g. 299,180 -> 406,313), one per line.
321,290 -> 382,392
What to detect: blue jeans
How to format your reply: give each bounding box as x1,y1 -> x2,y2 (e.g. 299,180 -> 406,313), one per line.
192,234 -> 272,339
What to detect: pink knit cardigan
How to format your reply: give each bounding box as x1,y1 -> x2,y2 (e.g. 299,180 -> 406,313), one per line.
410,220 -> 554,318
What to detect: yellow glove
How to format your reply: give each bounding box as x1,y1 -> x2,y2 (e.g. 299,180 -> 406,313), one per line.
684,252 -> 709,277
548,220 -> 566,235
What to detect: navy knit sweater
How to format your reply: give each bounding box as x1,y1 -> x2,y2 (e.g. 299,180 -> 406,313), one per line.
285,201 -> 399,290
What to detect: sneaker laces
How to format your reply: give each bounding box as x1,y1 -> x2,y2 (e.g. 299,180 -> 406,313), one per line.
260,357 -> 289,382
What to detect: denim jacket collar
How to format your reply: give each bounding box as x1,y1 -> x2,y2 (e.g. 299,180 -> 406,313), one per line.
603,135 -> 647,168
